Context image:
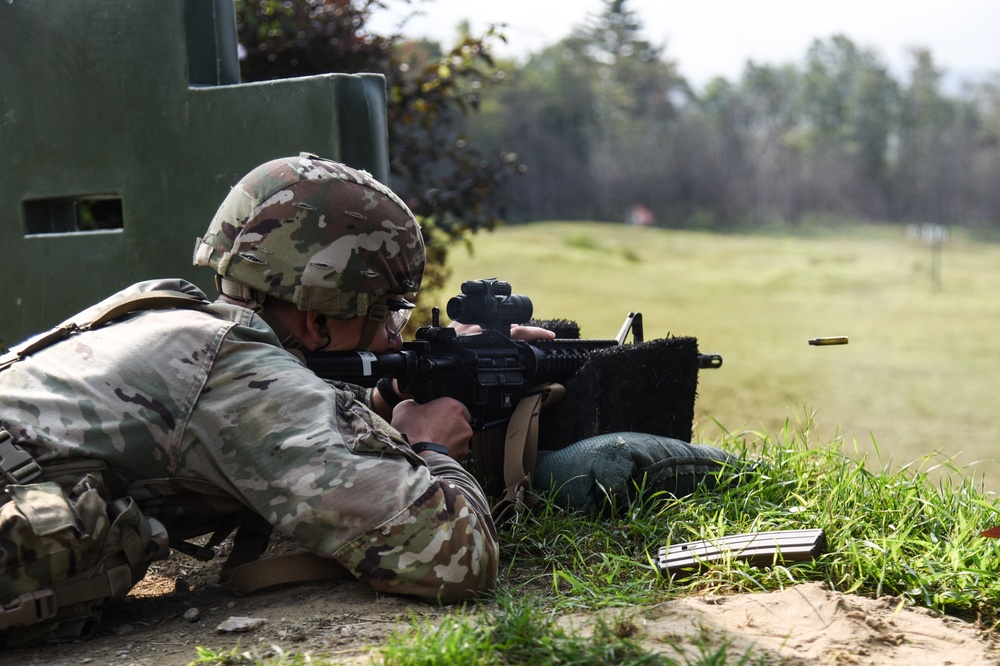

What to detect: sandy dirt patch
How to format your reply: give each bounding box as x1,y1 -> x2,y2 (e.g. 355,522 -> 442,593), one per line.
5,550 -> 999,665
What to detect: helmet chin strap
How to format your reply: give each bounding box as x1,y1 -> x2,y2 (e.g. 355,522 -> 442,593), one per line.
355,297 -> 389,351
257,309 -> 308,355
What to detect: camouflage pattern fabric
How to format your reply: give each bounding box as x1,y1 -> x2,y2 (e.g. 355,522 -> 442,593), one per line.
0,482 -> 167,646
193,153 -> 424,320
0,278 -> 498,604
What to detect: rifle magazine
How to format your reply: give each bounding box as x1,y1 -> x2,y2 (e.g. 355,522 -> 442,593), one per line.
658,528 -> 827,578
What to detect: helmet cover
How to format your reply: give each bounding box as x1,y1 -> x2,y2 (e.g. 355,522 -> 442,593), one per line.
194,153 -> 424,320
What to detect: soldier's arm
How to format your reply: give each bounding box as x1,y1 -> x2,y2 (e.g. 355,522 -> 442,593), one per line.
187,323 -> 497,602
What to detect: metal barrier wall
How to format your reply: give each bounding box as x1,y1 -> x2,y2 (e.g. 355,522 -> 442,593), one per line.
0,0 -> 389,347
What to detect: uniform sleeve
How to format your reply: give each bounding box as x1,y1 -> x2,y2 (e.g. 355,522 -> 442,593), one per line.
180,319 -> 498,602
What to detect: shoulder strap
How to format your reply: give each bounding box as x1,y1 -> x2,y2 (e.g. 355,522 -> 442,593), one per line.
492,383 -> 565,523
86,291 -> 210,329
0,290 -> 210,374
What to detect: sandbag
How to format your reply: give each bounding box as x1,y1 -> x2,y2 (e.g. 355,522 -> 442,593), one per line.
533,432 -> 735,512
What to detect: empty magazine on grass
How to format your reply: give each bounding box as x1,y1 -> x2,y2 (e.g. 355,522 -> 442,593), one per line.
658,528 -> 827,578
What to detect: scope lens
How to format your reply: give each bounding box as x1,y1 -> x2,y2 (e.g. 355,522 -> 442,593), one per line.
446,294 -> 471,322
502,294 -> 533,323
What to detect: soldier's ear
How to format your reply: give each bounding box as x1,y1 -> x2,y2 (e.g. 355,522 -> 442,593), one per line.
303,311 -> 331,349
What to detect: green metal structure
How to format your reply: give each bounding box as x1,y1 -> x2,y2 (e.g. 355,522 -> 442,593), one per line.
0,0 -> 390,348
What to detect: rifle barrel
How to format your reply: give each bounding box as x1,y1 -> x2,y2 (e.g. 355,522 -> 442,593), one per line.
303,351 -> 413,387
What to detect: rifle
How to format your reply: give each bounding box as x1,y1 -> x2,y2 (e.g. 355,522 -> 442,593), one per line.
303,278 -> 722,430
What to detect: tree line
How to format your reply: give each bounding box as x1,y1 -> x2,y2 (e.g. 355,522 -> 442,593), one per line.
469,2 -> 1000,231
236,0 -> 1000,241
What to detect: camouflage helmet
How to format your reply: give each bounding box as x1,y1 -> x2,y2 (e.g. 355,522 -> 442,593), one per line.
193,153 -> 424,322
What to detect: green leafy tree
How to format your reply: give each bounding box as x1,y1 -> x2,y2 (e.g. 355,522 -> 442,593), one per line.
571,0 -> 687,217
741,64 -> 800,223
963,75 -> 1000,224
478,42 -> 602,219
693,64 -> 801,226
234,0 -> 521,317
473,0 -> 688,221
799,35 -> 898,216
894,48 -> 961,222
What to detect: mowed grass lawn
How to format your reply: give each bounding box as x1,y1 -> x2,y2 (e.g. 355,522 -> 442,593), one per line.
438,221 -> 1000,489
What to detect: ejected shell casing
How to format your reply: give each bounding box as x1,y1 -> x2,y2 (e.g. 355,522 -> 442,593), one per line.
808,336 -> 849,346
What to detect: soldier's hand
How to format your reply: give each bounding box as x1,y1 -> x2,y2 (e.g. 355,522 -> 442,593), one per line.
509,324 -> 555,341
392,397 -> 473,460
449,321 -> 556,341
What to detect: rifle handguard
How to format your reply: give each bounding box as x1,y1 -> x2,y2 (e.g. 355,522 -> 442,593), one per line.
658,528 -> 826,578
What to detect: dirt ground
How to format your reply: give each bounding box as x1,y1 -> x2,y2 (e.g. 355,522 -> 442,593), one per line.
6,546 -> 1000,665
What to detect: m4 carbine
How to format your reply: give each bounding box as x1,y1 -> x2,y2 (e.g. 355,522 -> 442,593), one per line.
303,278 -> 721,430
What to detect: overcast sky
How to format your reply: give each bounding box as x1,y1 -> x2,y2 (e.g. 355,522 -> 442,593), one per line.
367,0 -> 1000,90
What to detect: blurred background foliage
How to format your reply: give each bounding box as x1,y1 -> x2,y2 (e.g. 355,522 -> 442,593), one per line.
235,0 -> 1000,319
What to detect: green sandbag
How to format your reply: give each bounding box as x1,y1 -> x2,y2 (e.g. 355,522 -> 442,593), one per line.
533,432 -> 735,512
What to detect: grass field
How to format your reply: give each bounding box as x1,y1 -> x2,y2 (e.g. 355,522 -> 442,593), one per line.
177,221 -> 1000,665
436,221 -> 1000,490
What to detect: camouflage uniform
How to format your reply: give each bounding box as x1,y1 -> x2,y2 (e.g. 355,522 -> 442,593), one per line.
0,154 -> 499,604
0,278 -> 497,602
